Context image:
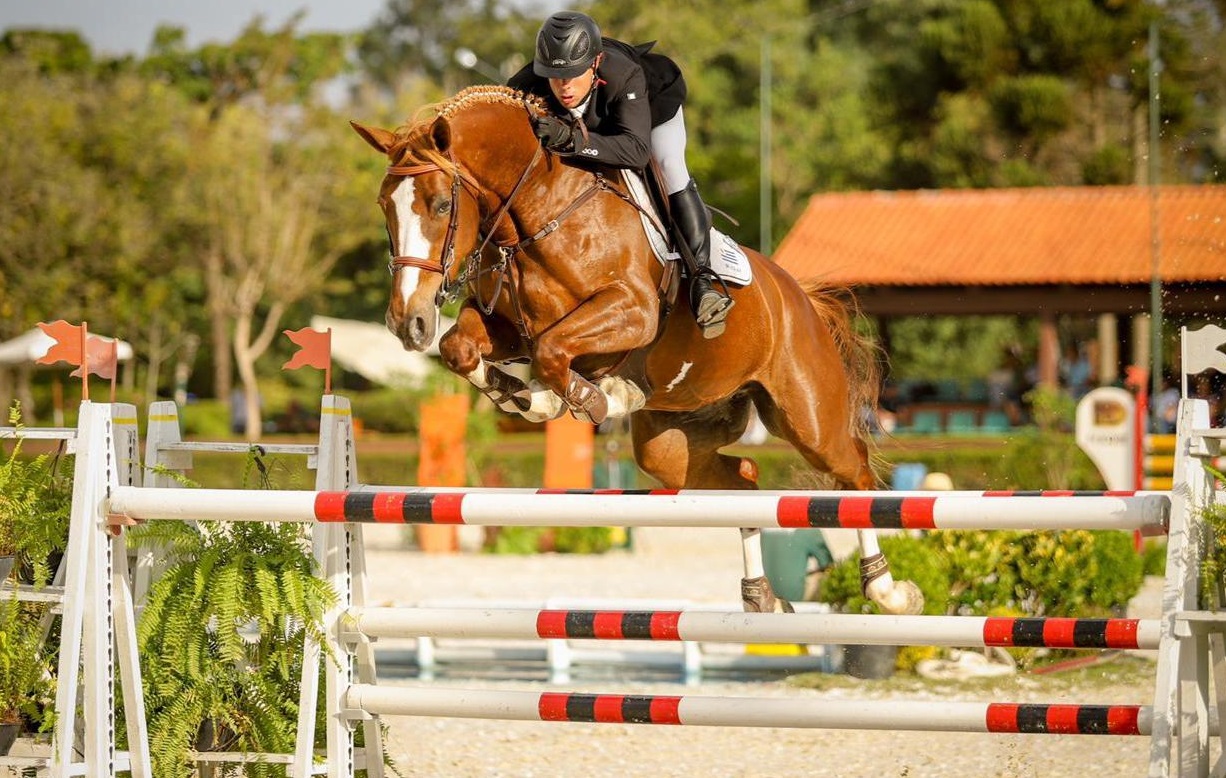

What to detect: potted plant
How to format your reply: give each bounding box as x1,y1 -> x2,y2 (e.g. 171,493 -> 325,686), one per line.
129,454 -> 340,778
0,403 -> 73,587
0,596 -> 55,755
819,533 -> 952,678
0,513 -> 14,584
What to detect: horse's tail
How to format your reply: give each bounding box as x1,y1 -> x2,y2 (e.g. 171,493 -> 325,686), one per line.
798,280 -> 884,445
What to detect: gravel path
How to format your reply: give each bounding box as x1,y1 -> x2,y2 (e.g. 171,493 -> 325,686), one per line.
359,525 -> 1163,778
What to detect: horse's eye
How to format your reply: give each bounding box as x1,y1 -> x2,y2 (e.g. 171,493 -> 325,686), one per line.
435,198 -> 452,217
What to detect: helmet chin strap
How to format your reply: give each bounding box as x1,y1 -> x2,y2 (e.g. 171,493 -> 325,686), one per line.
570,61 -> 603,112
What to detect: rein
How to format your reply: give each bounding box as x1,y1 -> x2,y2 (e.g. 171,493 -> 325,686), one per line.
385,119 -> 672,355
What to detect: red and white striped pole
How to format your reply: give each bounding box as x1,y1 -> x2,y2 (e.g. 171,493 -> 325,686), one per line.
107,487 -> 1170,533
345,685 -> 1151,736
347,606 -> 1161,650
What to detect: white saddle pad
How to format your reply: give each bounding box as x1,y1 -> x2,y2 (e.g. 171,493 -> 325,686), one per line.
621,171 -> 753,287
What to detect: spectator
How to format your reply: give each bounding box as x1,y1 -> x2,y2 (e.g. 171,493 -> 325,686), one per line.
1060,343 -> 1093,400
1154,372 -> 1180,434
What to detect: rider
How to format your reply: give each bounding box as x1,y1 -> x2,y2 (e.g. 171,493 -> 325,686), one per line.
506,10 -> 733,338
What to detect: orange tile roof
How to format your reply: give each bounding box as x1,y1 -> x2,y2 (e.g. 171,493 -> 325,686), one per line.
774,185 -> 1226,286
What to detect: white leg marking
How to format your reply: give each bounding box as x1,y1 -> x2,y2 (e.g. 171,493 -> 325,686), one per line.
740,528 -> 765,578
468,361 -> 563,422
523,381 -> 564,422
597,376 -> 647,418
664,361 -> 693,392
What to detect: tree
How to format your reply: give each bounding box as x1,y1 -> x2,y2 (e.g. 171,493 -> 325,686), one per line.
141,17 -> 363,423
358,0 -> 536,95
192,101 -> 372,438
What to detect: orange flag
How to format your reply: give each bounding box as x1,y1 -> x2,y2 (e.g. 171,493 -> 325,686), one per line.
283,328 -> 331,371
36,320 -> 85,366
70,337 -> 119,380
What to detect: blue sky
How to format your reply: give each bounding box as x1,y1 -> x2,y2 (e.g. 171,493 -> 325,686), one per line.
0,0 -> 390,56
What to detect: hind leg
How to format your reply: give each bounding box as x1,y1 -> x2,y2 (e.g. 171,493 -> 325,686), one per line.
754,382 -> 924,616
631,399 -> 792,614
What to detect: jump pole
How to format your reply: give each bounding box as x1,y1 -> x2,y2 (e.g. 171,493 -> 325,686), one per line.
345,684 -> 1153,736
105,488 -> 1170,532
346,607 -> 1162,650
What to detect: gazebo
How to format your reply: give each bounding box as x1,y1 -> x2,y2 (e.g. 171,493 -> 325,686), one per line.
773,184 -> 1226,388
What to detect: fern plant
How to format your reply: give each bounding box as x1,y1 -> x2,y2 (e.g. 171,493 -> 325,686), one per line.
1200,465 -> 1226,609
129,452 -> 338,778
1,402 -> 73,585
0,596 -> 55,730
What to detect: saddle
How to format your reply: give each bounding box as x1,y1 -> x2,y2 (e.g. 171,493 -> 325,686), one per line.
622,164 -> 753,291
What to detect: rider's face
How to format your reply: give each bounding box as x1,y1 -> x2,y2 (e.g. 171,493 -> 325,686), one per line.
548,59 -> 599,109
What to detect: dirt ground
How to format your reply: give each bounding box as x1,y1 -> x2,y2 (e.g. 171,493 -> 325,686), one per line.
358,524 -> 1172,778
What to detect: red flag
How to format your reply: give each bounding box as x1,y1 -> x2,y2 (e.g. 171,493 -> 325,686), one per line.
70,336 -> 119,380
36,320 -> 84,366
283,328 -> 331,371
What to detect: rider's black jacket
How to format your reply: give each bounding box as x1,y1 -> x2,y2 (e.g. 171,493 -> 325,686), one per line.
507,38 -> 686,169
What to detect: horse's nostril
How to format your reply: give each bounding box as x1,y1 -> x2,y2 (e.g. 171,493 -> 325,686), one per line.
409,316 -> 427,345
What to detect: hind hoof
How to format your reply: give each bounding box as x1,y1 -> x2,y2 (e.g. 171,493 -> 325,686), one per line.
867,579 -> 925,615
740,576 -> 795,614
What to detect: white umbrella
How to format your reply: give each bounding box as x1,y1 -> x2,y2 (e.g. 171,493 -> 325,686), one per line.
309,315 -> 451,388
0,327 -> 134,367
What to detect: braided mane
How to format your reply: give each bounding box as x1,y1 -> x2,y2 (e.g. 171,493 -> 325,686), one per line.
390,86 -> 546,169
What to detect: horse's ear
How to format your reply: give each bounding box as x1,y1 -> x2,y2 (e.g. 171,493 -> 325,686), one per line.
430,116 -> 452,153
350,120 -> 396,154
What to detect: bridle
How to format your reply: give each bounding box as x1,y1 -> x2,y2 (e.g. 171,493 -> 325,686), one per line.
387,136 -> 555,309
383,110 -> 667,342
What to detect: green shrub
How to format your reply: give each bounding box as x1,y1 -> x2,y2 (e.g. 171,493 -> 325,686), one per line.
350,388 -> 424,435
0,597 -> 56,728
820,529 -> 1144,619
178,399 -> 232,438
489,527 -> 547,555
1141,539 -> 1167,577
996,386 -> 1102,490
485,526 -> 615,555
819,534 -> 952,616
553,527 -> 615,554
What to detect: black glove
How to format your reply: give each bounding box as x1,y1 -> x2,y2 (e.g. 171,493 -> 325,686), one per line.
532,114 -> 575,152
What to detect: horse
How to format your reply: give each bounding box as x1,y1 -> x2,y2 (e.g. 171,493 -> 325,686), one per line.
351,85 -> 922,616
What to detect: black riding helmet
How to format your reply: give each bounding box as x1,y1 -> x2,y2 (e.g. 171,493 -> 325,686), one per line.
533,11 -> 602,79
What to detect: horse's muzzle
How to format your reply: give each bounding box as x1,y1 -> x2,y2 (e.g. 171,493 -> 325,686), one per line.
387,311 -> 434,352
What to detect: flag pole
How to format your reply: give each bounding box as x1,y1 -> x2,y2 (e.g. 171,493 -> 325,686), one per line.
110,339 -> 119,403
325,328 -> 333,395
80,321 -> 90,402
1181,326 -> 1188,398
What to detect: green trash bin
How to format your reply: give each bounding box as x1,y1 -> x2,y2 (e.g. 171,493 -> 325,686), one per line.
761,528 -> 834,602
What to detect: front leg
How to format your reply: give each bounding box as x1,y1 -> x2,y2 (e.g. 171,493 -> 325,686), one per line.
532,284 -> 657,425
439,303 -> 566,422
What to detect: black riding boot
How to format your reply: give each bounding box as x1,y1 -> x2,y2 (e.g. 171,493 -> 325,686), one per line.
669,178 -> 733,339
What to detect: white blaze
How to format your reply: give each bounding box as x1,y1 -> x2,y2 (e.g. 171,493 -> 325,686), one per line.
391,178 -> 430,303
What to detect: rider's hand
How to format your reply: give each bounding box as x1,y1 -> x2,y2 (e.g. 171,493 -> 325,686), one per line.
531,114 -> 574,153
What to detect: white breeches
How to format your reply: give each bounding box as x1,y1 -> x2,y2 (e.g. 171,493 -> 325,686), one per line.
651,107 -> 692,195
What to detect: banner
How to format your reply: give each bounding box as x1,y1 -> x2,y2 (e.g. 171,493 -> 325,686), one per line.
1183,324 -> 1226,375
1075,386 -> 1136,491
